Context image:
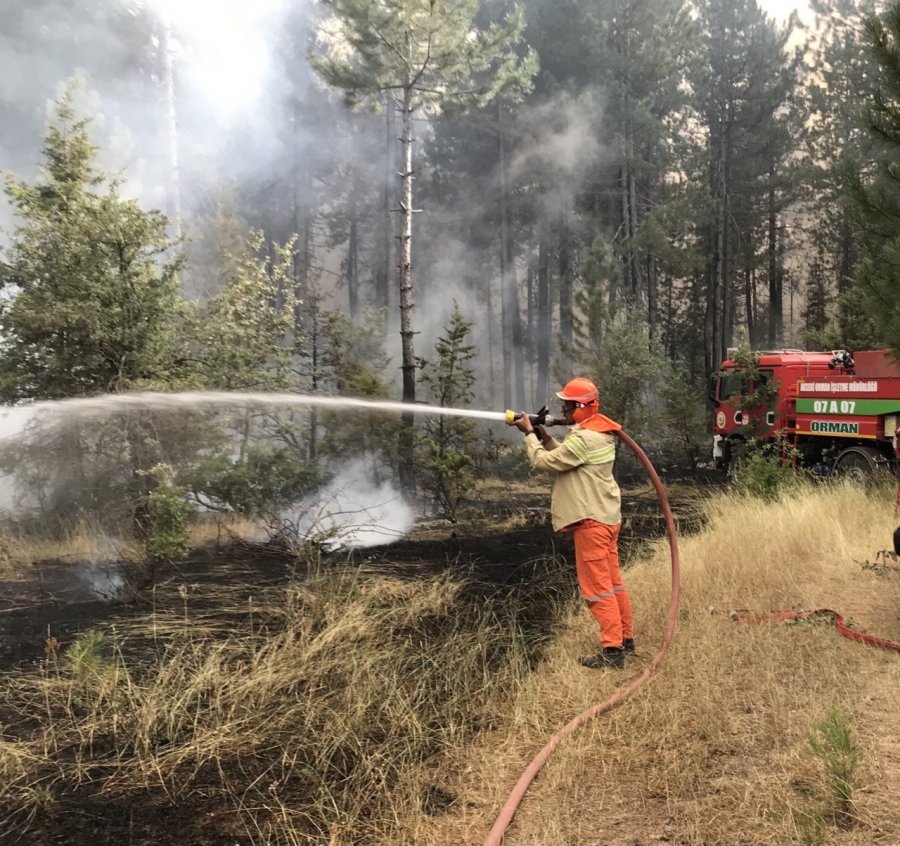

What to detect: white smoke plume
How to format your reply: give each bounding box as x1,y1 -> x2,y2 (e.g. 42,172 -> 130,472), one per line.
289,457 -> 415,550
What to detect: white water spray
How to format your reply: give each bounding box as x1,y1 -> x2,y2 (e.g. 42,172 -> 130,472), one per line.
0,392 -> 507,551
0,391 -> 508,433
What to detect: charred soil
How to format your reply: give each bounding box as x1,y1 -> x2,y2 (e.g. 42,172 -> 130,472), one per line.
0,482 -> 705,846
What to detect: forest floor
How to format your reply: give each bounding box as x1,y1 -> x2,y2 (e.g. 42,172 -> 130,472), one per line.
0,475 -> 699,846
2,474 -> 900,846
0,474 -> 704,676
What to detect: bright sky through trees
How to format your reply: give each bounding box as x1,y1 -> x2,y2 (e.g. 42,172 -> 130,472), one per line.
758,0 -> 811,21
148,0 -> 285,114
148,0 -> 812,114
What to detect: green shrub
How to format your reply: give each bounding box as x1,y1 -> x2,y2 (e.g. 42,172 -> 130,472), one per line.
417,303 -> 478,520
491,442 -> 533,482
421,440 -> 474,521
190,446 -> 322,516
808,705 -> 860,827
731,439 -> 800,501
64,630 -> 109,682
141,463 -> 191,565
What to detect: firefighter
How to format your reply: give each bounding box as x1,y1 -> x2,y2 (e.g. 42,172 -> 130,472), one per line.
511,377 -> 634,669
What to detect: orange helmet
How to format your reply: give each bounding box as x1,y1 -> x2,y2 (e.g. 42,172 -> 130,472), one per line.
556,377 -> 599,404
557,377 -> 599,424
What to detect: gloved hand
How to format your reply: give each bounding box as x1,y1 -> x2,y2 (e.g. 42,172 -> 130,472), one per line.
511,413 -> 533,434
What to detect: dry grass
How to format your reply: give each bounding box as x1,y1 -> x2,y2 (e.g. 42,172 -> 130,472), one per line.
187,514 -> 266,547
0,556 -> 566,844
0,523 -> 136,576
3,480 -> 900,845
0,515 -> 264,580
415,480 -> 900,845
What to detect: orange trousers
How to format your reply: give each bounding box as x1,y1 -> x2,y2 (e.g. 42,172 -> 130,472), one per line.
572,519 -> 633,649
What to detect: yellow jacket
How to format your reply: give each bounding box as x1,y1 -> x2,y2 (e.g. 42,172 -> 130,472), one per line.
525,426 -> 621,530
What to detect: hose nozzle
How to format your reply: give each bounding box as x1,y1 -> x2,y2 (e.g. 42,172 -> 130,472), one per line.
504,405 -> 567,427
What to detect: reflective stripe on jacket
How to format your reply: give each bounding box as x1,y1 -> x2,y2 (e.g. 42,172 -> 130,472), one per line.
525,426 -> 621,530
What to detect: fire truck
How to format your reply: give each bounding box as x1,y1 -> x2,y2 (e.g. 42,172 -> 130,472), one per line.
711,348 -> 900,477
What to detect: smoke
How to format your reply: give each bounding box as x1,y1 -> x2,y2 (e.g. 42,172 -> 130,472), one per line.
408,89 -> 613,410
289,457 -> 415,550
0,0 -> 315,233
510,87 -> 610,215
416,235 -> 482,350
149,0 -> 278,118
0,1 -> 601,419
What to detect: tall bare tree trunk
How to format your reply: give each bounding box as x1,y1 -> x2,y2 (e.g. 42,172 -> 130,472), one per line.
347,211 -> 359,318
628,166 -> 641,302
377,97 -> 394,313
497,103 -> 524,409
290,97 -> 317,459
665,273 -> 676,359
706,139 -> 726,374
161,19 -> 181,240
838,208 -> 853,295
497,109 -> 512,411
308,299 -> 319,462
722,215 -> 734,361
619,17 -> 641,309
537,227 -> 550,406
767,180 -> 779,348
620,164 -> 632,305
525,260 -> 535,397
718,122 -> 734,366
397,85 -> 417,494
746,265 -> 755,346
776,222 -> 785,345
558,212 -> 573,352
484,271 -> 497,400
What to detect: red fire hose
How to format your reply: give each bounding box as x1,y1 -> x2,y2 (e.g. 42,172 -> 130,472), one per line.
730,608 -> 900,652
483,428 -> 682,846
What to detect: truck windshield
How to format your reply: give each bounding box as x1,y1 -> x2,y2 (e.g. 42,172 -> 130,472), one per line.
718,370 -> 743,400
756,369 -> 774,391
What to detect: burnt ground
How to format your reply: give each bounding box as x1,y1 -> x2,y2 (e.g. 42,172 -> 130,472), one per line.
0,480 -> 711,846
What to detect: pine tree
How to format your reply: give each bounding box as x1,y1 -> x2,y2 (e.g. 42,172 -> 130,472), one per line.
692,0 -> 801,370
845,2 -> 900,353
0,88 -> 198,534
418,302 -> 478,520
802,246 -> 833,338
587,0 -> 698,333
314,307 -> 395,475
570,304 -> 663,443
0,87 -> 190,401
807,0 -> 882,296
310,0 -> 536,493
190,230 -> 301,482
195,231 -> 297,392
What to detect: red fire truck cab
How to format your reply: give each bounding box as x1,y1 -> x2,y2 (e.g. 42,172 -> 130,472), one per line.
711,348 -> 900,476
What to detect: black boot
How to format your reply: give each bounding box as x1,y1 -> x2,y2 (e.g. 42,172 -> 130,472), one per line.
579,646 -> 625,670
623,637 -> 635,654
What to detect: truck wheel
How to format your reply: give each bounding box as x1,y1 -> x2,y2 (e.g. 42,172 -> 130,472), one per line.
833,446 -> 888,483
